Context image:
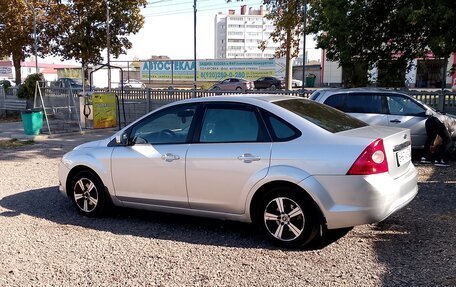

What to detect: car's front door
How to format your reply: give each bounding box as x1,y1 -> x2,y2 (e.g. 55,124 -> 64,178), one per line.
111,104 -> 199,207
186,103 -> 272,214
385,94 -> 428,147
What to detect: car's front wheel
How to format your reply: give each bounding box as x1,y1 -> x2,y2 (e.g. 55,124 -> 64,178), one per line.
69,170 -> 110,217
256,188 -> 319,248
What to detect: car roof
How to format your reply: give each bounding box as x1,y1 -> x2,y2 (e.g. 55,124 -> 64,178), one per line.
316,87 -> 408,95
172,94 -> 300,105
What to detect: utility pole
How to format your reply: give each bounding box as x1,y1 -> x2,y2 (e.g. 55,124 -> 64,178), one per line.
107,0 -> 111,91
301,0 -> 307,91
25,0 -> 38,73
193,0 -> 197,94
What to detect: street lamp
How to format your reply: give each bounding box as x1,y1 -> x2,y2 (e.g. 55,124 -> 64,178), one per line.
193,0 -> 197,93
106,0 -> 111,91
301,0 -> 307,91
24,0 -> 38,73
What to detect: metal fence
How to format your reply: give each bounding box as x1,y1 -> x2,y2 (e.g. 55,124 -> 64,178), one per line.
2,86 -> 456,130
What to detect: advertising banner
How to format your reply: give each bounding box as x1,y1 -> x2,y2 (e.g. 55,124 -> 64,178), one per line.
0,66 -> 13,78
141,59 -> 281,82
92,93 -> 117,129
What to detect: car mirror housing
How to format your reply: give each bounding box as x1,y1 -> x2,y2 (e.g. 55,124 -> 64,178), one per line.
425,110 -> 433,116
115,132 -> 129,146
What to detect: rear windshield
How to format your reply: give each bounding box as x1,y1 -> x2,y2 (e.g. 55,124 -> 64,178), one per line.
273,99 -> 367,133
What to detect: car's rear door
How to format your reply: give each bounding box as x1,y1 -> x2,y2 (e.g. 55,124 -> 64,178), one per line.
186,103 -> 272,214
323,93 -> 389,126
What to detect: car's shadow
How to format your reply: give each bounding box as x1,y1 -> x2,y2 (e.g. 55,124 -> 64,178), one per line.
0,187 -> 348,250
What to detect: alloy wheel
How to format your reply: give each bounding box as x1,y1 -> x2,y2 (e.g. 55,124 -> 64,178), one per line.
73,178 -> 99,213
264,197 -> 305,241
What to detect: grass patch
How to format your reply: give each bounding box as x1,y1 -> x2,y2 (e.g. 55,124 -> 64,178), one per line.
0,139 -> 34,149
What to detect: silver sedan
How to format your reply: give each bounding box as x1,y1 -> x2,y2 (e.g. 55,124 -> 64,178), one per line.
58,95 -> 418,248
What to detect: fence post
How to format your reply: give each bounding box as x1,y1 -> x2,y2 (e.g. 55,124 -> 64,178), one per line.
147,88 -> 151,113
438,91 -> 445,112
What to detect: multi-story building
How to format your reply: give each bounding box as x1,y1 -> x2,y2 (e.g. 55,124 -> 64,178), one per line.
214,5 -> 280,59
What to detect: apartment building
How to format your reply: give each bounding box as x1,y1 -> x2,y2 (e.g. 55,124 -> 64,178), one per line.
214,5 -> 280,59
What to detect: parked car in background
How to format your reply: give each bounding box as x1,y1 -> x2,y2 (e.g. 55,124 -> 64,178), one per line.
211,78 -> 254,91
124,79 -> 146,89
291,78 -> 303,88
310,88 -> 456,149
58,95 -> 417,248
53,78 -> 84,89
278,77 -> 303,88
253,77 -> 283,90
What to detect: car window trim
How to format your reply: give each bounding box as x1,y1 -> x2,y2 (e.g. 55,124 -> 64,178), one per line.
192,102 -> 272,144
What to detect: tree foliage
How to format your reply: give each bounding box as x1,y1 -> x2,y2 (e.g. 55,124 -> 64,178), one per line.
307,0 -> 456,87
0,0 -> 64,84
52,0 -> 147,68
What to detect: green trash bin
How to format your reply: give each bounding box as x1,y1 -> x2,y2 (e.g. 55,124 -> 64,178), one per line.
21,109 -> 43,135
305,76 -> 316,87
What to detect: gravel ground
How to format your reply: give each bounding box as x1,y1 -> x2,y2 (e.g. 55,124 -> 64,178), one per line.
0,134 -> 455,287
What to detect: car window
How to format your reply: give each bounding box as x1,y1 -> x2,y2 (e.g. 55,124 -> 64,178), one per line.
325,93 -> 384,114
200,105 -> 269,143
221,79 -> 230,84
261,111 -> 301,141
274,99 -> 367,133
386,95 -> 426,116
257,77 -> 265,81
130,104 -> 197,144
230,78 -> 239,83
309,91 -> 320,101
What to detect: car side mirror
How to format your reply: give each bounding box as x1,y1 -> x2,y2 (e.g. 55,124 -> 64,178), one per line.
425,110 -> 433,116
115,132 -> 129,146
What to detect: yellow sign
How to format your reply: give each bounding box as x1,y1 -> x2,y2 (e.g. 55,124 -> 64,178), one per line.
92,93 -> 117,129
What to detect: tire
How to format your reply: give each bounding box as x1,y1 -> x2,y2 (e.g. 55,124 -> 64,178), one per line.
235,87 -> 243,91
254,187 -> 320,248
270,84 -> 277,90
69,170 -> 110,217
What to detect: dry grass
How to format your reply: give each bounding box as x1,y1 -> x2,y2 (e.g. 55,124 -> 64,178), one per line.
0,139 -> 34,149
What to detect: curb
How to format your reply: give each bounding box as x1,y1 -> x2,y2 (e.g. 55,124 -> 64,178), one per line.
1,128 -> 118,141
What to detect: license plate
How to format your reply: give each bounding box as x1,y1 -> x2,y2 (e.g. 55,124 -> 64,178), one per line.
396,145 -> 411,167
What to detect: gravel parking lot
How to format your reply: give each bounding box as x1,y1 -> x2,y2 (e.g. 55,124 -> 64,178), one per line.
0,132 -> 455,286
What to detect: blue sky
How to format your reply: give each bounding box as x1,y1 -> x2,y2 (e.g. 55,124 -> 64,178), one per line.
118,0 -> 319,61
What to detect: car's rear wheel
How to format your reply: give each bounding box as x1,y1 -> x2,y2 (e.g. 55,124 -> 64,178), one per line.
69,170 -> 109,217
256,188 -> 319,248
270,84 -> 277,90
236,87 -> 243,91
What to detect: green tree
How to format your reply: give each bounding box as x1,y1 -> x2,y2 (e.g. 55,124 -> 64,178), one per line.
52,0 -> 147,75
0,0 -> 63,84
308,0 -> 456,87
259,1 -> 304,90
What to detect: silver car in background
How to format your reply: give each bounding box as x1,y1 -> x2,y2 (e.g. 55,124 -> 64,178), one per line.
211,78 -> 254,92
310,88 -> 456,149
58,96 -> 417,248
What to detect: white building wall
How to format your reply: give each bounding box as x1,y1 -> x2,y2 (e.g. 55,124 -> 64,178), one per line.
214,8 -> 280,59
323,60 -> 342,86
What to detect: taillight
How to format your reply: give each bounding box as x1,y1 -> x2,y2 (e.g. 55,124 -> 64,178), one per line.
347,138 -> 388,175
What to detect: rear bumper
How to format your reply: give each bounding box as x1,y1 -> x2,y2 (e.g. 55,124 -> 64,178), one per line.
300,164 -> 418,229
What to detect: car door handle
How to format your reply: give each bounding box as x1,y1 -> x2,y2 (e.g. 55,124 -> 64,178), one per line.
238,153 -> 261,163
390,119 -> 401,123
161,153 -> 180,162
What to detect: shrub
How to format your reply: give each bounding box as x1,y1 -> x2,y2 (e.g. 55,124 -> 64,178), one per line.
17,73 -> 44,100
0,80 -> 12,93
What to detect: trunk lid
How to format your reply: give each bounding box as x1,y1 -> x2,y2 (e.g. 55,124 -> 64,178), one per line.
340,126 -> 412,177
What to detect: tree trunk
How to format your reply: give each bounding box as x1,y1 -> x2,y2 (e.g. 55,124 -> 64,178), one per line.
285,29 -> 293,90
12,51 -> 22,85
